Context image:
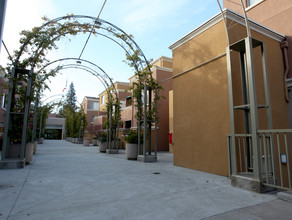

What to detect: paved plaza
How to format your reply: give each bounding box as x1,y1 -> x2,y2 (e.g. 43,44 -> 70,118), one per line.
1,140 -> 292,220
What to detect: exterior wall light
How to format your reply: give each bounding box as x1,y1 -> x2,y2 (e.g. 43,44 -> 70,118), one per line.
281,153 -> 287,164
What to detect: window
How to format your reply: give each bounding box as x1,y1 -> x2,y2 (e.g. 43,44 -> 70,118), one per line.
101,96 -> 104,105
90,102 -> 99,110
91,116 -> 95,123
126,96 -> 132,107
2,93 -> 7,109
247,0 -> 262,7
125,120 -> 131,129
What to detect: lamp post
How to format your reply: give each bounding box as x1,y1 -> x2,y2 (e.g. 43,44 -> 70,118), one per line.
0,0 -> 7,54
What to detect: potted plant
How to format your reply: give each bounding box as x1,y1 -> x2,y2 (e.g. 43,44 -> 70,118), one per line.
25,127 -> 34,164
83,137 -> 90,146
93,137 -> 98,146
124,129 -> 139,160
98,132 -> 108,153
93,133 -> 98,146
33,136 -> 37,154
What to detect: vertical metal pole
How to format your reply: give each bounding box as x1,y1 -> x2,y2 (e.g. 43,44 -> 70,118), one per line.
21,69 -> 33,160
137,88 -> 141,155
138,118 -> 141,155
78,116 -> 82,144
284,133 -> 291,188
154,88 -> 158,157
1,67 -> 15,161
245,37 -> 261,180
0,0 -> 7,53
240,52 -> 251,169
143,85 -> 147,156
108,98 -> 112,150
148,88 -> 152,155
261,43 -> 273,129
261,42 -> 277,180
240,0 -> 252,38
116,101 -> 120,150
39,112 -> 43,140
226,47 -> 237,175
32,89 -> 39,142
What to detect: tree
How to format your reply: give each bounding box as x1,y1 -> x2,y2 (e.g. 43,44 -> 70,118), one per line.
66,82 -> 77,111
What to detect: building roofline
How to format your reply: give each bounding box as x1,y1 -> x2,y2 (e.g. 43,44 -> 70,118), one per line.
98,81 -> 130,96
151,56 -> 173,66
169,8 -> 285,51
114,81 -> 130,86
151,66 -> 172,73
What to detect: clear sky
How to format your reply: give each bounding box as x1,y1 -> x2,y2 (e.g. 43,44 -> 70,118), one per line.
0,0 -> 223,104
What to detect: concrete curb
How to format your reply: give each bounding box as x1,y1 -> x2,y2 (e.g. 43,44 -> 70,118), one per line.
277,191 -> 292,203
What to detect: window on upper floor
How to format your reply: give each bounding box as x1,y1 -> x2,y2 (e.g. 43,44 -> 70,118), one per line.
101,95 -> 104,105
91,116 -> 95,123
126,96 -> 132,107
2,93 -> 7,110
247,0 -> 262,7
89,102 -> 99,110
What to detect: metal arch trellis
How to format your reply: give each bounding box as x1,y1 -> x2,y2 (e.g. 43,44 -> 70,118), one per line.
13,15 -> 150,72
36,58 -> 121,152
48,62 -> 120,149
38,58 -> 116,92
1,14 -> 157,166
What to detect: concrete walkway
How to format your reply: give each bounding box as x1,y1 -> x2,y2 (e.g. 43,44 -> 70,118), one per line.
0,140 -> 292,220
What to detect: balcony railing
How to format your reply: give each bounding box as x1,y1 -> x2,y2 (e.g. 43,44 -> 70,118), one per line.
227,129 -> 292,190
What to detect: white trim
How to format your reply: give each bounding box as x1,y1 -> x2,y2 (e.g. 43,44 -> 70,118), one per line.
116,88 -> 129,93
114,81 -> 130,86
169,8 -> 285,51
151,66 -> 173,73
121,105 -> 132,110
87,109 -> 99,112
95,115 -> 106,119
86,97 -> 99,101
246,0 -> 265,11
151,56 -> 172,66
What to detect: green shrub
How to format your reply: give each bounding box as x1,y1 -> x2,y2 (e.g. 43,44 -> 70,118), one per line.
98,132 -> 107,143
124,129 -> 139,144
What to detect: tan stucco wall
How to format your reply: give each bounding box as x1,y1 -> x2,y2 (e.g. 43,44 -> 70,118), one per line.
155,60 -> 172,69
172,18 -> 289,176
172,21 -> 230,176
115,83 -> 130,90
121,106 -> 132,122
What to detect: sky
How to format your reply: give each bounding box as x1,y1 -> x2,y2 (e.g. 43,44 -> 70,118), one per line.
0,0 -> 224,105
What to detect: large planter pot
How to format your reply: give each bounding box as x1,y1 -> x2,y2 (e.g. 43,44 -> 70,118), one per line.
99,142 -> 107,153
126,143 -> 138,160
25,142 -> 34,164
33,141 -> 37,154
93,138 -> 98,146
73,138 -> 78,144
111,140 -> 120,149
83,138 -> 90,146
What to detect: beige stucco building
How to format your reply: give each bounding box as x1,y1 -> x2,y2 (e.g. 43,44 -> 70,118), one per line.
169,8 -> 290,177
223,0 -> 292,128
